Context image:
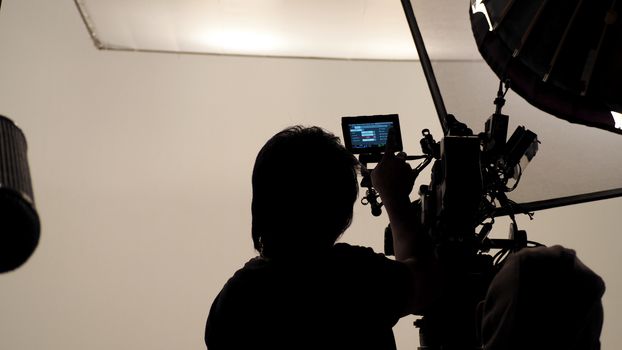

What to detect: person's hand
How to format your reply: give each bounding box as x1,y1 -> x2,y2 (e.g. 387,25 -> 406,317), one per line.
371,130 -> 416,201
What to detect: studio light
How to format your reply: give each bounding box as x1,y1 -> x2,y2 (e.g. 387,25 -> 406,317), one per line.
0,115 -> 40,273
470,0 -> 622,135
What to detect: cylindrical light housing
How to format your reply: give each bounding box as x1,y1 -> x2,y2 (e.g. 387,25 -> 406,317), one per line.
0,115 -> 40,273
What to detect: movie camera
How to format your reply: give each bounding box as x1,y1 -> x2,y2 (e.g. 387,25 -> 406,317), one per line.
342,79 -> 539,253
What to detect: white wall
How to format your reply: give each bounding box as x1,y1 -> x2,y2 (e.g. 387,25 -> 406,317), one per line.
0,1 -> 620,349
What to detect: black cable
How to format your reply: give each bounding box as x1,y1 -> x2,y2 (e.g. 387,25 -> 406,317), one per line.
413,156 -> 433,177
493,248 -> 510,266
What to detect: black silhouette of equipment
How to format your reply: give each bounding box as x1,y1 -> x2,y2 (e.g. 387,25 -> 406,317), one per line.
0,115 -> 40,273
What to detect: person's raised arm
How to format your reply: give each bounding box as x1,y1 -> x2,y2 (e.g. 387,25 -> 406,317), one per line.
371,135 -> 440,315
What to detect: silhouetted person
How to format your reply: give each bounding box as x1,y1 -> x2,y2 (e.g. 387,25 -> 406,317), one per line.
205,126 -> 439,349
477,245 -> 605,350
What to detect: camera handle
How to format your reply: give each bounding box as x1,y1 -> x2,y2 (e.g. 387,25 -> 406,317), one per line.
358,153 -> 432,217
361,186 -> 383,217
358,158 -> 384,217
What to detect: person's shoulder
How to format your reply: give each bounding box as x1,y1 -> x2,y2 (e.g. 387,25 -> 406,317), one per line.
229,256 -> 270,278
240,255 -> 269,271
215,256 -> 268,293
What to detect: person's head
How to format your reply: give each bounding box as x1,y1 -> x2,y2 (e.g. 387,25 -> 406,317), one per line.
251,126 -> 359,260
477,245 -> 605,350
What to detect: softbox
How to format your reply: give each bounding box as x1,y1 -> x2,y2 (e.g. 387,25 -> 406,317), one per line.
0,115 -> 40,273
470,0 -> 622,135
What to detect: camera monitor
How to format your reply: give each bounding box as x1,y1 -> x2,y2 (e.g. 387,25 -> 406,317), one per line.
341,114 -> 403,154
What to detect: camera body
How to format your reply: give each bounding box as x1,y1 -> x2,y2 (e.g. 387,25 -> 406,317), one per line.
415,114 -> 538,349
420,113 -> 538,252
420,134 -> 482,251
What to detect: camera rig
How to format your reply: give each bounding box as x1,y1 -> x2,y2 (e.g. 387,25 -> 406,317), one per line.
346,79 -> 540,350
413,80 -> 541,350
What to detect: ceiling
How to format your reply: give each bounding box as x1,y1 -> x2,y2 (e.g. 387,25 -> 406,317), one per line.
74,0 -> 482,61
73,0 -> 622,209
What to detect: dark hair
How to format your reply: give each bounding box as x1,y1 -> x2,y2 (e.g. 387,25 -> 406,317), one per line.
251,126 -> 359,259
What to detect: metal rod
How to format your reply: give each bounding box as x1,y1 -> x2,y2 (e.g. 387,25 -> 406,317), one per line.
494,188 -> 622,216
400,0 -> 450,135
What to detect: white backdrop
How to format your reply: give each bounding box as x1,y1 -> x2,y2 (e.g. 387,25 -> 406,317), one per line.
0,1 -> 620,349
